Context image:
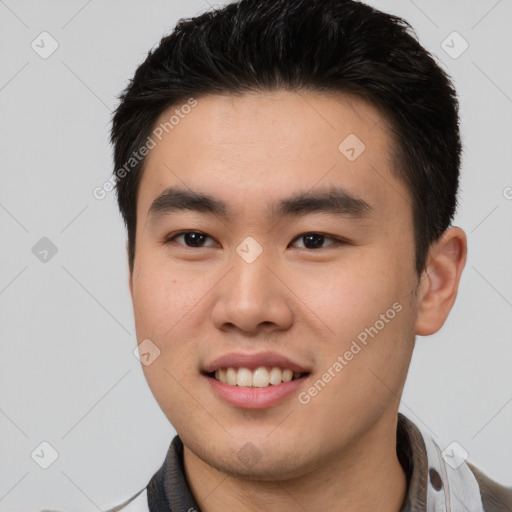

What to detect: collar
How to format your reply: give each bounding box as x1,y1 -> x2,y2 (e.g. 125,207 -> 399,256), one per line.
142,413 -> 485,512
397,413 -> 485,511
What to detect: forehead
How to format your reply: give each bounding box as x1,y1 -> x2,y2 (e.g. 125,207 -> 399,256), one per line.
137,90 -> 410,224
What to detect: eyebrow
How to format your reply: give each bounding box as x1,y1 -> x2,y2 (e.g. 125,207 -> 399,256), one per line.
147,186 -> 372,222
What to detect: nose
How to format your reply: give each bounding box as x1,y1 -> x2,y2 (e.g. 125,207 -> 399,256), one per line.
211,245 -> 294,336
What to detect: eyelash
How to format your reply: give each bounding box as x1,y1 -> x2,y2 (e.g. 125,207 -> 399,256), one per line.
164,231 -> 347,250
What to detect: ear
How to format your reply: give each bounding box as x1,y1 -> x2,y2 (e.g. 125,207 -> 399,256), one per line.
415,227 -> 467,336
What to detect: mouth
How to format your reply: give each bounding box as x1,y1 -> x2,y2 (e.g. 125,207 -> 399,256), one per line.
202,351 -> 311,409
204,366 -> 309,388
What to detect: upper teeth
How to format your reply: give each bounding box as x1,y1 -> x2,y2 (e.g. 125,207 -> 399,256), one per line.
214,367 -> 303,387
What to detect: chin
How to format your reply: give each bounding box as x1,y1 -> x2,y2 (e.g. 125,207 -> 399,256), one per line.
183,429 -> 314,481
211,449 -> 309,481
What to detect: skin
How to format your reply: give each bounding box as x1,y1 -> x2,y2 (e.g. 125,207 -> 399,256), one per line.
128,90 -> 467,512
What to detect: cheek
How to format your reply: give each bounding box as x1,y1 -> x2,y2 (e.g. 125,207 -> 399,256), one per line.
131,253 -> 219,378
131,255 -> 206,339
133,260 -> 209,423
298,255 -> 406,340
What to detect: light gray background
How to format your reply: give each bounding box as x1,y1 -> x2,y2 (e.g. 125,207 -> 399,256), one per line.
0,0 -> 510,510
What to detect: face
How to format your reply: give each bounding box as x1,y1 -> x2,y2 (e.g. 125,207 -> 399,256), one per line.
129,90 -> 421,479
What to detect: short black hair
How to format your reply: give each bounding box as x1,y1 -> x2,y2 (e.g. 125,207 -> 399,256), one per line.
111,0 -> 461,276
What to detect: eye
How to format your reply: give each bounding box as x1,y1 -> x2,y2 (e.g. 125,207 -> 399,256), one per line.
164,231 -> 346,250
290,232 -> 344,250
165,231 -> 218,248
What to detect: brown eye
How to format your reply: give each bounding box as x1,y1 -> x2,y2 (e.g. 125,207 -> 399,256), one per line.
291,232 -> 342,250
166,231 -> 218,248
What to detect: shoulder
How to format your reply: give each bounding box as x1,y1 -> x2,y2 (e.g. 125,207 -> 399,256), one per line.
102,488 -> 149,512
41,488 -> 149,512
468,462 -> 512,512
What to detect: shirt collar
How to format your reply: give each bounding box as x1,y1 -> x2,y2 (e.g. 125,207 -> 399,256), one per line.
146,413 -> 482,512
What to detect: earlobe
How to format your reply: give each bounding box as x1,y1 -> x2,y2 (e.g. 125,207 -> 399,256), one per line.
415,227 -> 467,336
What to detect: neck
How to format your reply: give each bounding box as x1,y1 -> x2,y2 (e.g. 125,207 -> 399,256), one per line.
182,415 -> 407,512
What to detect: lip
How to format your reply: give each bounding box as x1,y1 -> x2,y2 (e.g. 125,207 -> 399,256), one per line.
203,351 -> 310,374
202,351 -> 311,410
204,373 -> 309,409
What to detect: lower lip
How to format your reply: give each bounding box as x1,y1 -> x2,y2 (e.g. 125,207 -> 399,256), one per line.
205,374 -> 308,409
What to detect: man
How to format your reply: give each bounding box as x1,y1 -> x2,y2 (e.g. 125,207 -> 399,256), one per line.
106,0 -> 512,510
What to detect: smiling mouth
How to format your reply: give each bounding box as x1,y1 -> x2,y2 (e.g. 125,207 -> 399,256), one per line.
204,367 -> 308,388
